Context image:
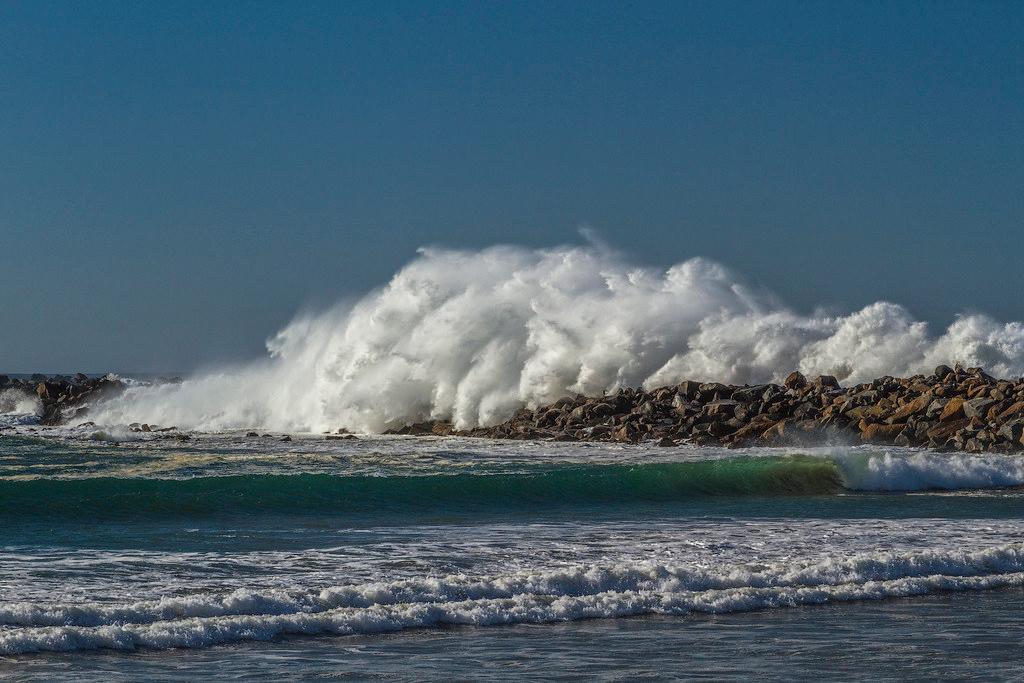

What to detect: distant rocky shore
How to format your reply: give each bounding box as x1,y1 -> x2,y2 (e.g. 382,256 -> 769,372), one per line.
391,365 -> 1024,454
9,366 -> 1024,453
0,374 -> 125,426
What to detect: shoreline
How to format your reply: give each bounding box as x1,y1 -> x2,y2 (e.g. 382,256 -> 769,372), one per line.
6,365 -> 1024,454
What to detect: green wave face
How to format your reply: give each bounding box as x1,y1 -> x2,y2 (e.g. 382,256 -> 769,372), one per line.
0,456 -> 843,518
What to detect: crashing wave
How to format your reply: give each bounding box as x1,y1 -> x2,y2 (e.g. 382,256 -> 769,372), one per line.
84,244 -> 1024,432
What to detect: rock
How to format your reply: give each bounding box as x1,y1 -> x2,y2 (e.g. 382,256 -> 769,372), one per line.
783,371 -> 807,390
698,383 -> 733,400
613,424 -> 639,443
925,399 -> 947,418
889,394 -> 932,422
934,365 -> 953,380
280,435 -> 292,442
431,422 -> 454,436
861,423 -> 905,443
996,420 -> 1024,444
246,431 -> 259,437
676,381 -> 700,398
761,420 -> 790,441
813,375 -> 840,390
963,398 -> 997,419
706,400 -> 739,417
386,367 -> 1024,454
656,437 -> 676,447
998,401 -> 1024,420
732,385 -> 769,402
633,402 -> 657,417
939,397 -> 966,422
390,422 -> 437,436
927,418 -> 970,444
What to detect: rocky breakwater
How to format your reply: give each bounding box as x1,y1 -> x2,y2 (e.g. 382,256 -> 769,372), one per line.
0,374 -> 126,425
392,365 -> 1024,453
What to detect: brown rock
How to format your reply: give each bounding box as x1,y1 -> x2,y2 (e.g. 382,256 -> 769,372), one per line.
431,422 -> 454,436
783,371 -> 807,389
861,423 -> 905,443
761,419 -> 791,441
927,418 -> 970,442
889,394 -> 931,422
939,397 -> 965,422
613,424 -> 638,443
998,401 -> 1024,420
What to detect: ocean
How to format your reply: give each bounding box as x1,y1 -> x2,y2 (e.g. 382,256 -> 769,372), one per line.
1,416 -> 1022,680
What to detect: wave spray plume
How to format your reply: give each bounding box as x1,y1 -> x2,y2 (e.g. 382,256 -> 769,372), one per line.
87,244 -> 1024,432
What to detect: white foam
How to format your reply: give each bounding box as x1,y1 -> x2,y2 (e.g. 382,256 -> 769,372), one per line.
83,244 -> 1024,432
0,388 -> 41,429
1,544 -> 1021,653
0,388 -> 40,417
836,451 -> 1024,491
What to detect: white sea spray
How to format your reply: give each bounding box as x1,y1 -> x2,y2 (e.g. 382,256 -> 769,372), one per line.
85,244 -> 1024,432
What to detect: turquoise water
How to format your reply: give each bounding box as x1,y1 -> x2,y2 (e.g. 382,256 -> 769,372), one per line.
1,426 -> 1023,679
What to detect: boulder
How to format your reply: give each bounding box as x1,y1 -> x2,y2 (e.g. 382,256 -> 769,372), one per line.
998,401 -> 1024,420
927,418 -> 970,443
939,397 -> 966,422
963,398 -> 997,420
813,375 -> 840,390
996,420 -> 1024,444
676,381 -> 700,398
861,423 -> 905,443
431,422 -> 454,436
889,394 -> 932,422
783,371 -> 807,389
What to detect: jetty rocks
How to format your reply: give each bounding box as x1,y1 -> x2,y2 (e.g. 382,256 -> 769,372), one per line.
0,374 -> 126,425
392,365 -> 1024,453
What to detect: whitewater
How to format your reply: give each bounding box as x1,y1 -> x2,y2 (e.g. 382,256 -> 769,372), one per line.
2,407 -> 1024,678
81,244 -> 1024,433
3,246 -> 1024,679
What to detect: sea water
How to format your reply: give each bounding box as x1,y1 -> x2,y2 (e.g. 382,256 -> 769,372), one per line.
0,421 -> 1022,680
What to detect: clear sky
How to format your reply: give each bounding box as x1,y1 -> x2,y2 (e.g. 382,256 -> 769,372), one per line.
1,1 -> 1021,373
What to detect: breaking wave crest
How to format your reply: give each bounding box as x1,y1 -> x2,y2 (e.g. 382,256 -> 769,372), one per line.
0,389 -> 41,429
2,544 -> 1022,654
85,244 -> 1024,432
1,453 -> 1021,519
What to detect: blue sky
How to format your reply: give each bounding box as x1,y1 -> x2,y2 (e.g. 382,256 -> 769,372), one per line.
1,1 -> 1021,373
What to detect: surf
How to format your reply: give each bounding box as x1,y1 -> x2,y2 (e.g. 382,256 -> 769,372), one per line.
2,544 -> 1022,654
80,244 -> 1024,434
